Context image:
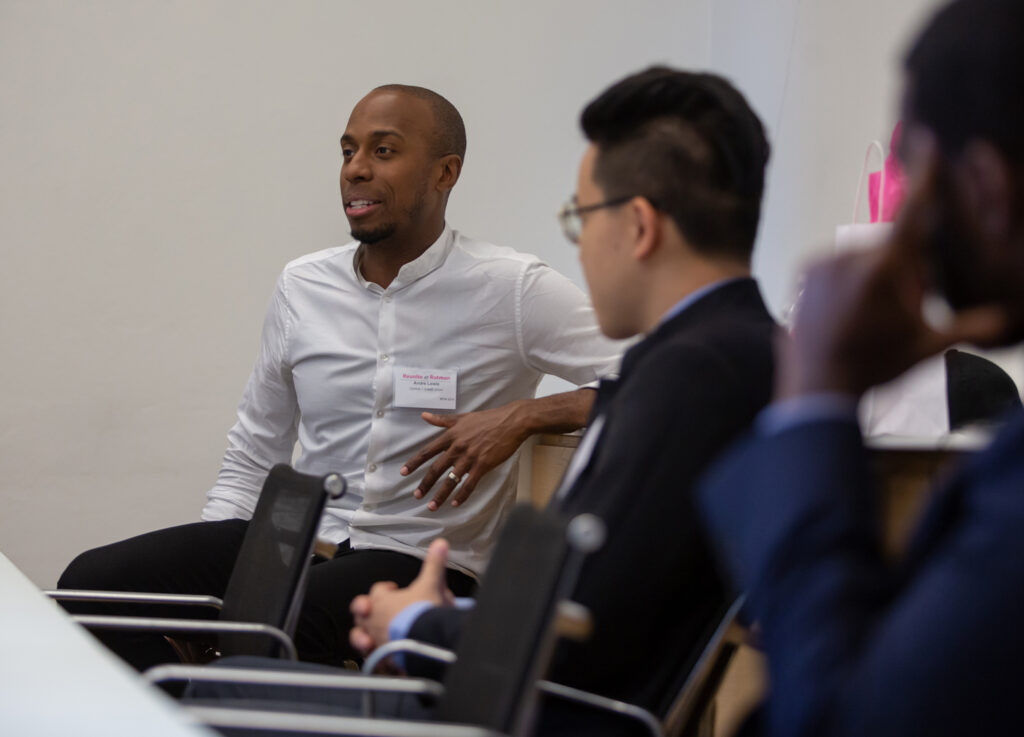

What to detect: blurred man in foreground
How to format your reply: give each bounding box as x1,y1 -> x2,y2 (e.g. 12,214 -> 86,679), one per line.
698,1 -> 1024,734
58,84 -> 620,669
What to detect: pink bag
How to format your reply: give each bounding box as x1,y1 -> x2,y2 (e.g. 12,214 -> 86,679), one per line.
867,122 -> 906,223
835,139 -> 890,253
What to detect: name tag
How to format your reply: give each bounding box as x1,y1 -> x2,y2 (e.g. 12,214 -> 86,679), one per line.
394,366 -> 458,410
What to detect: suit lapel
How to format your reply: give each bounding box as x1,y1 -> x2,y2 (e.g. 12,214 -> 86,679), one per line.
553,278 -> 767,512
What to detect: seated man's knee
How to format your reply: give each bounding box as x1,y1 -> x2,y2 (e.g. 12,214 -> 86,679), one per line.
58,541 -> 136,590
58,519 -> 247,592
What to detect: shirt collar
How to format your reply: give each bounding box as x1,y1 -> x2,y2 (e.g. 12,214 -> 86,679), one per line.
352,224 -> 455,292
657,276 -> 747,326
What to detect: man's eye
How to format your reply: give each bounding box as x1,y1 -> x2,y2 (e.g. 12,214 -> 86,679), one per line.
376,146 -> 393,155
341,148 -> 354,159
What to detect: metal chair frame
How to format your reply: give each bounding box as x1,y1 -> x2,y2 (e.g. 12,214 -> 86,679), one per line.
147,507 -> 607,737
148,597 -> 747,737
362,595 -> 750,737
47,464 -> 345,662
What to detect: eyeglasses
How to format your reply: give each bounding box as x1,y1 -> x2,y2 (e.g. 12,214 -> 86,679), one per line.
557,195 -> 633,244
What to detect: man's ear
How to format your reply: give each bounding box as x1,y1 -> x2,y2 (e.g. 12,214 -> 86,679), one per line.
436,154 -> 463,194
628,196 -> 662,261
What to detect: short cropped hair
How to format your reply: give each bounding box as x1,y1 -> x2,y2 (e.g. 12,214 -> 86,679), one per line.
374,84 -> 467,161
904,0 -> 1024,164
580,67 -> 770,261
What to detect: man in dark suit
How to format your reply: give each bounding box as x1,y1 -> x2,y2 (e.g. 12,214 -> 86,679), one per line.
348,66 -> 777,734
696,2 -> 1024,735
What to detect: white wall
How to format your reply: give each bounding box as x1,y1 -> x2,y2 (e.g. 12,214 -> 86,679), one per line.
0,0 -> 711,586
709,0 -> 940,314
6,0 -> 1014,589
711,0 -> 1024,413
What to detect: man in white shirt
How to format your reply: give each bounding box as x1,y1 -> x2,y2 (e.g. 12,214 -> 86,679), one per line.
57,84 -> 620,670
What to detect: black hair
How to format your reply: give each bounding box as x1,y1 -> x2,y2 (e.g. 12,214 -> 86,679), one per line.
905,0 -> 1024,163
580,66 -> 770,261
374,84 -> 467,161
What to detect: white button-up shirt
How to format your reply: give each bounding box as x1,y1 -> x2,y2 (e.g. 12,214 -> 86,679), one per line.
202,226 -> 622,576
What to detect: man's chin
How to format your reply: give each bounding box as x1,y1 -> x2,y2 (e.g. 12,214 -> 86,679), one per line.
350,223 -> 396,245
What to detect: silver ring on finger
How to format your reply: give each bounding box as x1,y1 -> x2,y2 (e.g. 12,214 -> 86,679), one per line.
447,470 -> 463,484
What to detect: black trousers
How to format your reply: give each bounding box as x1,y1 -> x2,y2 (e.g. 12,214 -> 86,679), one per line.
56,519 -> 476,671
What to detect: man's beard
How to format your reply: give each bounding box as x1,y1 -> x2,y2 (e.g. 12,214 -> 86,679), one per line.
350,221 -> 397,245
349,185 -> 429,245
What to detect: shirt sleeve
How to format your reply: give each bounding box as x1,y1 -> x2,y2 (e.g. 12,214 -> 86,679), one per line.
515,261 -> 625,386
388,598 -> 476,669
202,272 -> 300,521
388,600 -> 439,646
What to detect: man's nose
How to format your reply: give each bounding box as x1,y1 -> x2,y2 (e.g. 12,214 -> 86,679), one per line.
344,150 -> 372,182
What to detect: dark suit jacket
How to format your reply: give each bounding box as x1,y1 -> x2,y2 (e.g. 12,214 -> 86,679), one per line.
411,278 -> 776,734
698,406 -> 1024,737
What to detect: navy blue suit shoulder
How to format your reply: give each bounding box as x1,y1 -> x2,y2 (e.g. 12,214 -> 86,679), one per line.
699,404 -> 1024,737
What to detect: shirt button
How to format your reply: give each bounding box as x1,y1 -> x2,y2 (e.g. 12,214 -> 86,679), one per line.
384,296 -> 392,303
381,354 -> 389,361
376,410 -> 385,418
368,463 -> 377,473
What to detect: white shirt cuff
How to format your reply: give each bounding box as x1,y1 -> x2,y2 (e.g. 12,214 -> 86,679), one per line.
386,598 -> 477,669
388,600 -> 438,645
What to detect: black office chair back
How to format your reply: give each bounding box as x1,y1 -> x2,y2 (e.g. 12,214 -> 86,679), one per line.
434,505 -> 605,736
218,464 -> 345,658
945,348 -> 1022,431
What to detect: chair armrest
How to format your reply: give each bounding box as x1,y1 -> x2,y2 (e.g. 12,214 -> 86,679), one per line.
44,589 -> 223,610
536,679 -> 662,737
356,640 -> 455,717
70,614 -> 297,660
145,663 -> 444,702
361,640 -> 661,735
184,705 -> 508,737
361,639 -> 457,675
